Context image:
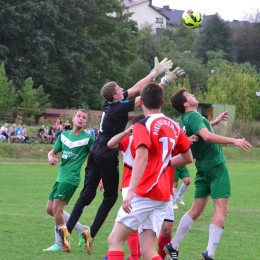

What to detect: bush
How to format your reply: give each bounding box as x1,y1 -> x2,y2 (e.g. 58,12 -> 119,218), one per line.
225,119 -> 260,147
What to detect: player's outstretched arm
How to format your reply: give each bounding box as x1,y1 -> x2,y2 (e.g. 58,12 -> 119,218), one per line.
199,128 -> 252,151
170,149 -> 193,168
210,111 -> 229,126
107,126 -> 133,149
127,57 -> 173,99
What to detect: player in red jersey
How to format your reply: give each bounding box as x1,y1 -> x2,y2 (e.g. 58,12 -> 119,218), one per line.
104,115 -> 145,260
106,82 -> 193,260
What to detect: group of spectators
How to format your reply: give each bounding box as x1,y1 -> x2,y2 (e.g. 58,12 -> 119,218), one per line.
37,118 -> 71,144
37,118 -> 97,144
0,118 -> 97,144
0,123 -> 30,143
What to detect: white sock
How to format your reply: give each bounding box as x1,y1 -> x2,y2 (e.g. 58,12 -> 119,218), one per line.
55,224 -> 66,245
171,213 -> 194,250
172,188 -> 178,203
206,224 -> 224,258
177,183 -> 188,198
63,210 -> 84,233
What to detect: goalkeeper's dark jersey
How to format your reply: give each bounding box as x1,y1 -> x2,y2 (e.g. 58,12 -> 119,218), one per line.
91,91 -> 135,157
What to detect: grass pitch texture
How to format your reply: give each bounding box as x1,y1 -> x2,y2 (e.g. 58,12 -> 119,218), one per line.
0,148 -> 259,259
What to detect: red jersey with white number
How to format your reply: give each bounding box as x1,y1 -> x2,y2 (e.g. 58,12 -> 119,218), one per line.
118,134 -> 135,189
133,113 -> 190,201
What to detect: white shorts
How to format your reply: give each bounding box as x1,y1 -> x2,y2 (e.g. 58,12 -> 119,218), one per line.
164,197 -> 174,222
116,194 -> 168,238
122,188 -> 174,222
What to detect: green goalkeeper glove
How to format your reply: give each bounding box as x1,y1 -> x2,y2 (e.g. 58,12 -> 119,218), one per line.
150,57 -> 173,79
160,67 -> 185,86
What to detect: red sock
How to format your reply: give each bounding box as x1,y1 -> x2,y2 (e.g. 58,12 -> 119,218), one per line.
151,256 -> 163,260
107,251 -> 124,260
157,234 -> 172,259
127,231 -> 141,260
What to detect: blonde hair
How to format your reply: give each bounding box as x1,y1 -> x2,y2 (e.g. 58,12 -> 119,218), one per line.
73,109 -> 88,118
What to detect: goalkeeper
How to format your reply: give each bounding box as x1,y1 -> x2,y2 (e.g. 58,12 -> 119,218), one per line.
58,57 -> 184,255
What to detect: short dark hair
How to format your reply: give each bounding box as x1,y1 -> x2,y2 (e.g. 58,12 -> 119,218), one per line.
132,114 -> 145,125
100,81 -> 117,102
140,82 -> 164,110
169,88 -> 188,114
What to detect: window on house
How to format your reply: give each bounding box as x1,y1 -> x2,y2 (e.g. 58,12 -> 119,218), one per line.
155,28 -> 163,34
156,18 -> 163,23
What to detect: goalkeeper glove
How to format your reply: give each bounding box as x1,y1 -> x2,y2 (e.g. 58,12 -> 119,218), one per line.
150,57 -> 173,79
160,67 -> 185,86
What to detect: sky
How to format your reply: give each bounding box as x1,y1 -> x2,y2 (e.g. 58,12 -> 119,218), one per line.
152,0 -> 259,21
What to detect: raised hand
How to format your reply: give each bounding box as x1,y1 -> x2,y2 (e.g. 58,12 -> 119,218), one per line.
150,57 -> 173,79
160,67 -> 185,86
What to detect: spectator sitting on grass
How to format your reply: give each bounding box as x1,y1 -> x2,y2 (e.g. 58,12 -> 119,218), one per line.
22,124 -> 30,143
85,126 -> 95,138
48,125 -> 57,144
1,123 -> 9,140
0,129 -> 6,142
64,120 -> 72,131
38,124 -> 47,143
55,123 -> 64,137
55,118 -> 62,130
44,126 -> 52,144
16,124 -> 25,143
8,124 -> 17,143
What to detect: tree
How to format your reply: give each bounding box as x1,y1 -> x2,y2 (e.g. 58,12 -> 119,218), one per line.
158,24 -> 197,53
18,77 -> 48,124
194,15 -> 236,63
233,10 -> 260,70
204,61 -> 260,120
0,0 -> 138,109
123,58 -> 150,89
0,63 -> 17,121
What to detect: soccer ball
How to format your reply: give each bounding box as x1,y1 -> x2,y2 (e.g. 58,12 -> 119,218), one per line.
182,9 -> 203,29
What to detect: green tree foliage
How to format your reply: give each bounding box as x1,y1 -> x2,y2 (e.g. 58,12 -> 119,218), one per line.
136,25 -> 164,66
158,24 -> 197,53
204,61 -> 260,120
82,0 -> 138,109
0,63 -> 17,120
171,51 -> 208,93
0,0 -> 138,109
35,85 -> 51,109
233,11 -> 260,70
0,1 -> 59,87
132,27 -> 208,94
18,77 -> 41,120
123,58 -> 150,89
194,15 -> 235,63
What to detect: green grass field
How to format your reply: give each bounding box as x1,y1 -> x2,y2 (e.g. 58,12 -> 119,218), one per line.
0,149 -> 259,260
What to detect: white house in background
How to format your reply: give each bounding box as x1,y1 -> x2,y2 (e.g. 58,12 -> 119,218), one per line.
121,0 -> 168,32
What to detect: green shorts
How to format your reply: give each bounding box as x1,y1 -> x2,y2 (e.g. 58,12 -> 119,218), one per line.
174,165 -> 190,182
48,182 -> 77,204
194,162 -> 231,199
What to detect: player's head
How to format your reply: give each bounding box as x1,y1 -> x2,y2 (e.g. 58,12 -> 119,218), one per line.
101,81 -> 124,102
170,88 -> 199,114
72,109 -> 88,128
169,88 -> 187,114
131,114 -> 145,125
140,82 -> 164,110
